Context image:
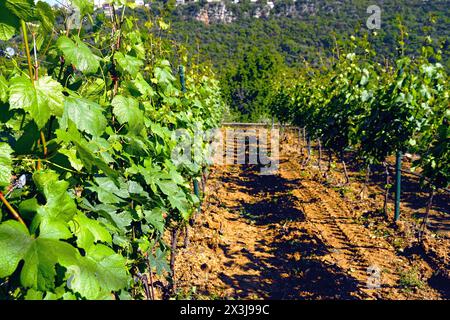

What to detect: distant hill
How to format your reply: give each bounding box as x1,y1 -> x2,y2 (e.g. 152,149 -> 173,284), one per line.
160,0 -> 449,70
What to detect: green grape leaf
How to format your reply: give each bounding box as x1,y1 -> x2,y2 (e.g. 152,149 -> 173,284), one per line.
115,52 -> 144,78
59,148 -> 84,171
156,179 -> 178,196
144,208 -> 165,234
111,95 -> 144,134
0,220 -> 78,291
154,60 -> 175,85
102,210 -> 133,233
133,73 -> 155,98
25,288 -> 44,300
4,0 -> 35,21
74,140 -> 119,180
42,284 -> 77,300
71,0 -> 94,16
36,1 -> 55,32
32,170 -> 77,240
65,244 -> 129,299
80,200 -> 132,233
36,76 -> 65,116
56,124 -> 118,180
0,142 -> 13,187
0,221 -> 31,279
167,190 -> 191,220
9,76 -> 65,129
70,212 -> 112,250
0,74 -> 8,103
20,238 -> 77,291
167,165 -> 185,185
127,180 -> 145,195
62,96 -> 107,136
18,198 -> 39,217
0,9 -> 19,41
88,177 -> 129,204
149,248 -> 170,275
57,36 -> 100,74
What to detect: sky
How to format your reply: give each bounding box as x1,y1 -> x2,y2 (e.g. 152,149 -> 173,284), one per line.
41,0 -> 63,5
41,0 -> 108,6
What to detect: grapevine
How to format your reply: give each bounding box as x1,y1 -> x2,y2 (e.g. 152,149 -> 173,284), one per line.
0,0 -> 225,300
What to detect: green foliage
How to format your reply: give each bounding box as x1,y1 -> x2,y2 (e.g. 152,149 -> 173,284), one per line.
0,143 -> 13,187
71,0 -> 94,17
159,0 -> 449,121
398,267 -> 425,290
10,76 -> 65,129
35,1 -> 55,32
0,0 -> 225,300
115,52 -> 144,78
111,95 -> 145,134
57,36 -> 100,74
166,0 -> 449,70
283,30 -> 449,191
61,96 -> 107,136
221,48 -> 283,121
0,220 -> 78,291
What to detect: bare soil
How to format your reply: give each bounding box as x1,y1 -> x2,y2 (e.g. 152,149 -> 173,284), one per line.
173,129 -> 449,300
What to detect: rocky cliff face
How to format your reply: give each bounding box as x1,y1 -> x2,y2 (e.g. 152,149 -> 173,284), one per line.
196,2 -> 236,24
177,1 -> 324,25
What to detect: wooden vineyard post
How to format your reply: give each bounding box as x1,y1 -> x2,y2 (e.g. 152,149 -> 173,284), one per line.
394,151 -> 402,222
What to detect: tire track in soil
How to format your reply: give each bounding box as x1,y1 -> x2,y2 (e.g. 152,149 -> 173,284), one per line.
281,142 -> 443,299
175,130 -> 443,300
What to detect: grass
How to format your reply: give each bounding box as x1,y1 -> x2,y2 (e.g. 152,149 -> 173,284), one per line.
391,237 -> 406,251
173,287 -> 229,300
239,207 -> 259,221
332,185 -> 351,197
173,286 -> 197,300
398,267 -> 425,291
298,170 -> 309,178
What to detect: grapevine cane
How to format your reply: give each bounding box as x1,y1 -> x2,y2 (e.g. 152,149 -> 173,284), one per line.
179,64 -> 198,248
419,189 -> 435,241
303,135 -> 311,166
298,128 -> 303,155
145,245 -> 156,300
21,20 -> 34,82
340,150 -> 350,185
383,162 -> 391,217
169,227 -> 180,293
140,274 -> 151,300
183,224 -> 189,248
359,164 -> 371,199
394,151 -> 403,222
317,138 -> 322,173
324,149 -> 332,179
201,168 -> 208,194
21,20 -> 47,169
303,127 -> 307,147
40,131 -> 48,158
0,192 -> 26,226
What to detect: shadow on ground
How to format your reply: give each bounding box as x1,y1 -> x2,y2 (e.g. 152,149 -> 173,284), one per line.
214,163 -> 364,299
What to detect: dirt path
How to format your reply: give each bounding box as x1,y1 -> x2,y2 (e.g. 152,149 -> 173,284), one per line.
175,130 -> 448,300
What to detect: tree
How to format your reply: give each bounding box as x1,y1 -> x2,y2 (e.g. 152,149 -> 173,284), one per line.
221,47 -> 283,121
